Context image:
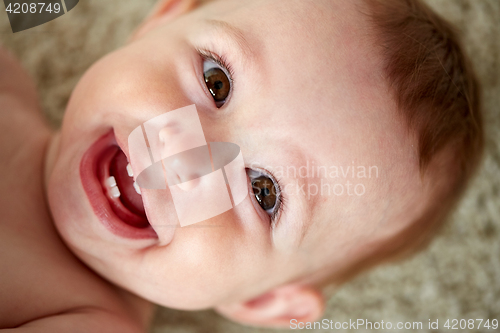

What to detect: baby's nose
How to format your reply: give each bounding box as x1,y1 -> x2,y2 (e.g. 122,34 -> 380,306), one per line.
152,106 -> 211,190
129,104 -> 247,227
162,146 -> 213,191
128,105 -> 208,190
146,105 -> 207,163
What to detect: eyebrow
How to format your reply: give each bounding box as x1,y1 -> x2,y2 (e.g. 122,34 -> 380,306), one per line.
278,143 -> 319,248
203,19 -> 255,63
296,163 -> 319,247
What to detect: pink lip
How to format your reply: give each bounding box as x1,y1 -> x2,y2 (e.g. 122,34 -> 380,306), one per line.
80,131 -> 158,239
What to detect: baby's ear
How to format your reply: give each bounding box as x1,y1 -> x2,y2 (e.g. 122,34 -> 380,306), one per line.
130,0 -> 199,41
214,284 -> 325,328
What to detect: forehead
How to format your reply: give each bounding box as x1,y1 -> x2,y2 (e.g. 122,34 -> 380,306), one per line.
211,0 -> 373,59
200,0 -> 385,120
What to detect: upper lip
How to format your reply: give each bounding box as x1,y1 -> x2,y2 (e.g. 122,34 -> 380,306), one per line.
114,131 -> 131,164
109,128 -> 179,245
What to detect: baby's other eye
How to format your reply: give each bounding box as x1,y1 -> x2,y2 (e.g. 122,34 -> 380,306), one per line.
247,169 -> 282,222
252,176 -> 277,211
203,59 -> 231,108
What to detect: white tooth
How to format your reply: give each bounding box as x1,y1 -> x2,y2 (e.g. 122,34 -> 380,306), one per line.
105,176 -> 117,187
109,186 -> 121,198
126,163 -> 134,177
133,181 -> 142,195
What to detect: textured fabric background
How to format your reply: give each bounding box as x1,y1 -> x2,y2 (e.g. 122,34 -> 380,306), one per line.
1,1 -> 498,332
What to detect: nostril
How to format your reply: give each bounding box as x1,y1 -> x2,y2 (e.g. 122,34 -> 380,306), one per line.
177,177 -> 201,191
158,122 -> 181,144
164,158 -> 202,188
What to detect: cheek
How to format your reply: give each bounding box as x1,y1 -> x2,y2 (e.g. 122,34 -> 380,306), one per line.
48,156 -> 99,259
62,45 -> 154,132
127,205 -> 274,308
63,59 -> 130,129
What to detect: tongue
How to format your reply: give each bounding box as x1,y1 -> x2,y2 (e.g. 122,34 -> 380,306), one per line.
110,149 -> 146,217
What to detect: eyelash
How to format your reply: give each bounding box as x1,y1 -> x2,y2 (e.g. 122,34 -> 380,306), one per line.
249,168 -> 286,229
196,48 -> 235,84
270,176 -> 285,228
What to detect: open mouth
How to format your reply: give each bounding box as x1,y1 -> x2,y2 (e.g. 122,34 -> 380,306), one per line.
81,131 -> 157,239
99,145 -> 148,228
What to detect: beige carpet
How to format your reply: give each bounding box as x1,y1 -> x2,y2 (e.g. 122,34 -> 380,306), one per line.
1,0 -> 498,332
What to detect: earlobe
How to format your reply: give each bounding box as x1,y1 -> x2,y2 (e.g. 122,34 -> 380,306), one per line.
215,284 -> 325,328
130,0 -> 200,41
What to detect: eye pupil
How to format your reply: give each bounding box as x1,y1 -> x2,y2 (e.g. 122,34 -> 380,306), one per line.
214,80 -> 223,90
252,176 -> 277,211
204,67 -> 230,103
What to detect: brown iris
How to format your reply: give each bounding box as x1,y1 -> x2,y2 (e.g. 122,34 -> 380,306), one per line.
252,176 -> 277,211
204,67 -> 230,104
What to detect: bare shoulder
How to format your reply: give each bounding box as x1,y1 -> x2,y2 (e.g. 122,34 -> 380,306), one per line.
0,47 -> 48,162
0,49 -> 153,331
0,47 -> 41,120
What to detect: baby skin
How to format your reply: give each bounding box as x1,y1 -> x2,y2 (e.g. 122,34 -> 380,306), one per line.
1,0 -> 447,331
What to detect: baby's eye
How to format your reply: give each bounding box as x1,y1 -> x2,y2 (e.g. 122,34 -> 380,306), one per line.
252,176 -> 276,211
247,169 -> 282,220
203,59 -> 231,108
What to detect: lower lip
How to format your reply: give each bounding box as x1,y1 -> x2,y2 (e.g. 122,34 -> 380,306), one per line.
80,131 -> 157,239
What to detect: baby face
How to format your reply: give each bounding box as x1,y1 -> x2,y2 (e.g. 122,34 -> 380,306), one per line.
46,0 -> 426,309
